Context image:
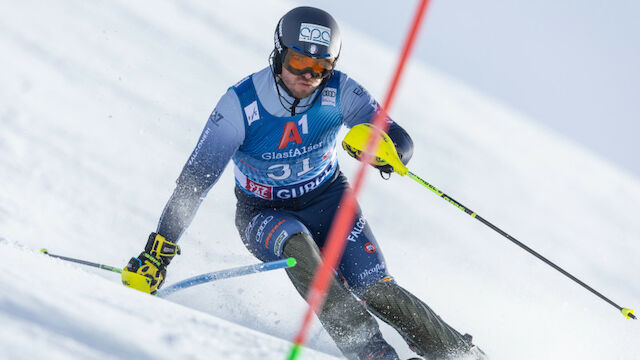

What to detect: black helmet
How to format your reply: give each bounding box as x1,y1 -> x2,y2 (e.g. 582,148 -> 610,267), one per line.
272,6 -> 341,74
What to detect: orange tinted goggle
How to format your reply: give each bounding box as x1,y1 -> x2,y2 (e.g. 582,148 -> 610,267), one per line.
283,49 -> 334,79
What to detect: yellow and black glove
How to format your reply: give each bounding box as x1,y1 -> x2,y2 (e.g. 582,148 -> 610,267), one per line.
342,123 -> 413,179
122,232 -> 180,294
343,140 -> 394,174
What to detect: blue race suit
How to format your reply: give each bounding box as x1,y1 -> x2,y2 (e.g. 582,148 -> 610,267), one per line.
156,66 -> 413,294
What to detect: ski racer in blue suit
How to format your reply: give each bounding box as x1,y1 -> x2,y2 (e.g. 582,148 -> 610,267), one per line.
124,6 -> 485,360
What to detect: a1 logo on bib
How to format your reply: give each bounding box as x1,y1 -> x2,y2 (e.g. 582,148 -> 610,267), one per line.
278,115 -> 309,149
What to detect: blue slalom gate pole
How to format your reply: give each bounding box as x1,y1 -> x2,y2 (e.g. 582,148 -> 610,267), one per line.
156,257 -> 297,298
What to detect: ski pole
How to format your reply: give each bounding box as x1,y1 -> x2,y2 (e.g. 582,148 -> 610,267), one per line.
40,248 -> 123,273
41,248 -> 296,296
342,123 -> 636,320
405,171 -> 635,319
156,257 -> 297,297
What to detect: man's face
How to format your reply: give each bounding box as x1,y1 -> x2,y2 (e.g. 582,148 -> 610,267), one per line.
279,66 -> 323,99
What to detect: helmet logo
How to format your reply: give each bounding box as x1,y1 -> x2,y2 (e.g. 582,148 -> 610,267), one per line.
299,23 -> 331,46
274,20 -> 284,53
309,44 -> 318,54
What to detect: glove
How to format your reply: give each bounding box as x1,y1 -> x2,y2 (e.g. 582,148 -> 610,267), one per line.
343,140 -> 391,167
377,123 -> 413,178
343,123 -> 413,179
122,232 -> 180,294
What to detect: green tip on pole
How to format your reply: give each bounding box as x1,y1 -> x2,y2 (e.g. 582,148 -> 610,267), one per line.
286,343 -> 302,360
286,257 -> 297,268
40,248 -> 48,254
621,308 -> 636,320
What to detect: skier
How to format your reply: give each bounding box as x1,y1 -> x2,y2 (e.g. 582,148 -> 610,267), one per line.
123,6 -> 486,360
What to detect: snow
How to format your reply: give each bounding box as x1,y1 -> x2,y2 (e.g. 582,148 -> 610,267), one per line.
0,242 -> 331,359
1,0 -> 638,359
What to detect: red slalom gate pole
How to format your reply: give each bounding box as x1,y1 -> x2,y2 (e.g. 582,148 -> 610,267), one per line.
286,1 -> 432,359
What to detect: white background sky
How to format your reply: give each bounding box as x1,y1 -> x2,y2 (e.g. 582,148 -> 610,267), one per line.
304,0 -> 640,179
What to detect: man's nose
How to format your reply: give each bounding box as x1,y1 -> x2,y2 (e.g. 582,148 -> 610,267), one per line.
301,72 -> 313,80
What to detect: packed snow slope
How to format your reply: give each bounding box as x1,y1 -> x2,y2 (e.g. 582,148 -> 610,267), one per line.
1,1 -> 638,359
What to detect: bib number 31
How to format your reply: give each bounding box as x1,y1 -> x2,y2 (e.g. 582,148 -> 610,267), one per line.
268,158 -> 313,180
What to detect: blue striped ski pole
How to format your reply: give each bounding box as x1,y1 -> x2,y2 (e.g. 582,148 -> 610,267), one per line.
156,257 -> 297,298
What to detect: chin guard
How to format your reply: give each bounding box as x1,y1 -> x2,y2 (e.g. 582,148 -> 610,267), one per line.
342,123 -> 409,176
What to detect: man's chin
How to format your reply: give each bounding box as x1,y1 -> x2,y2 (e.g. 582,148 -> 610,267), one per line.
293,88 -> 316,99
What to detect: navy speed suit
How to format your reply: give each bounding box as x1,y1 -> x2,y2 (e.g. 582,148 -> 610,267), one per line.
153,67 -> 477,360
157,67 -> 412,294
